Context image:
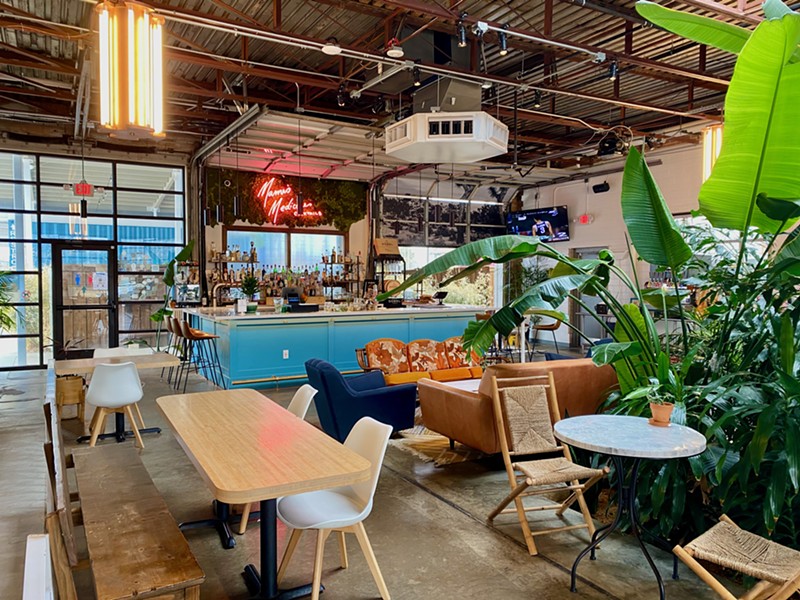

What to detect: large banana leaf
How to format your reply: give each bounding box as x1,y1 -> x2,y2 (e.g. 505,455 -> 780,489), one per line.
377,235 -> 547,301
621,147 -> 692,269
611,303 -> 653,393
699,15 -> 800,233
764,0 -> 793,19
636,1 -> 750,55
461,273 -> 593,355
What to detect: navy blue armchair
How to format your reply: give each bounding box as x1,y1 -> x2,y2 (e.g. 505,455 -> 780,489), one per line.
305,358 -> 417,442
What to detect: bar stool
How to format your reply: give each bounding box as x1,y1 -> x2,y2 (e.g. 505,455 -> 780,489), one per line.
530,320 -> 561,356
170,317 -> 190,391
179,319 -> 224,391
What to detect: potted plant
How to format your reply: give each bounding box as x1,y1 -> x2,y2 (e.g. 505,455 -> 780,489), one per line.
240,274 -> 260,313
150,241 -> 194,350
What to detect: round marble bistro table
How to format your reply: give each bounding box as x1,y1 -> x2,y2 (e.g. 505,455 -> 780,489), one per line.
553,414 -> 706,600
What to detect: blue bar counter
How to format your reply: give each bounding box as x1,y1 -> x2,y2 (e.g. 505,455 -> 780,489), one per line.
184,306 -> 482,388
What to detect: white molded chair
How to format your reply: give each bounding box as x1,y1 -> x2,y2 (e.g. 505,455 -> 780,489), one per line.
276,416 -> 393,600
85,362 -> 145,448
92,347 -> 152,427
238,385 -> 318,534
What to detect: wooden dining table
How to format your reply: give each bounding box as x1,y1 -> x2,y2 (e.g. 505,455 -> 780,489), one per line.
157,388 -> 371,600
55,352 -> 180,444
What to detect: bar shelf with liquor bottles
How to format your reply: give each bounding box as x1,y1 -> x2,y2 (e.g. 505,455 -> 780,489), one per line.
321,246 -> 362,302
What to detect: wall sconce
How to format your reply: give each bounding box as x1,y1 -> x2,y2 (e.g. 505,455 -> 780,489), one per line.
97,1 -> 165,139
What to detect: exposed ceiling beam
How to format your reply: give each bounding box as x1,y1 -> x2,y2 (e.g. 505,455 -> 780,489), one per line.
674,0 -> 761,23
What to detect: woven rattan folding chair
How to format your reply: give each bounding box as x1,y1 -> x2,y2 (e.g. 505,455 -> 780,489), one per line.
673,515 -> 800,600
487,373 -> 608,556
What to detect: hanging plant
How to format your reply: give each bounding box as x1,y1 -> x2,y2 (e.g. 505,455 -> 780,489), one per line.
205,168 -> 367,231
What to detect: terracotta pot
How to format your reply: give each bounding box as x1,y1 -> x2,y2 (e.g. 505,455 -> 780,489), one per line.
649,402 -> 674,427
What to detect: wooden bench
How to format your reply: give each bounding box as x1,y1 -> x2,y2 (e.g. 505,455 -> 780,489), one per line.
72,444 -> 205,600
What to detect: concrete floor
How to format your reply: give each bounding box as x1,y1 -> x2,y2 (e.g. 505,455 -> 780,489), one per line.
2,366 -> 731,600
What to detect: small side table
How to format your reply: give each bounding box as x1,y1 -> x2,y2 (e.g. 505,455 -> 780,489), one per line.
554,414 -> 706,600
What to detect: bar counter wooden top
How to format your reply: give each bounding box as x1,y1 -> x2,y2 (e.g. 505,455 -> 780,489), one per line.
156,388 -> 371,504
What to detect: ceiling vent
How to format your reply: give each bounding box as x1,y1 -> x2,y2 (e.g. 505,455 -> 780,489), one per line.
385,111 -> 508,163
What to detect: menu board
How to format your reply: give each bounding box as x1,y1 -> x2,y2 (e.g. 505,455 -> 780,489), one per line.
373,238 -> 400,256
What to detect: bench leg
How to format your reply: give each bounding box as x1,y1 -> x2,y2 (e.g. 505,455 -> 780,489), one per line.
183,585 -> 200,599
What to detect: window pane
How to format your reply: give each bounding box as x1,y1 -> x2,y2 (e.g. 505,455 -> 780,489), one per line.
119,303 -> 159,331
117,218 -> 183,244
39,156 -> 112,186
40,185 -> 113,215
39,214 -> 114,241
117,190 -> 184,218
116,164 -> 184,192
0,336 -> 41,368
0,182 -> 36,211
3,273 -> 39,303
0,241 -> 38,271
118,274 -> 167,301
225,230 -> 287,268
0,212 -> 37,241
119,331 -> 158,348
4,305 -> 40,335
0,153 -> 36,182
291,233 -> 344,268
118,245 -> 177,272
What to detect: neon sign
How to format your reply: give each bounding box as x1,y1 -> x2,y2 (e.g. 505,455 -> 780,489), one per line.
255,176 -> 324,225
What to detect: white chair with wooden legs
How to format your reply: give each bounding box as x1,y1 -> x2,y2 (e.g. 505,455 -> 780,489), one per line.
487,373 -> 608,556
673,515 -> 800,600
238,384 -> 318,534
276,417 -> 393,600
85,362 -> 146,449
93,347 -> 152,428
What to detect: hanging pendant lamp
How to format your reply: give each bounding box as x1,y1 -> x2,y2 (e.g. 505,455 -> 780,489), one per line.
96,1 -> 165,139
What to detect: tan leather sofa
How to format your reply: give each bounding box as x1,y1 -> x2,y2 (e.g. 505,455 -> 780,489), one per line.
417,358 -> 619,454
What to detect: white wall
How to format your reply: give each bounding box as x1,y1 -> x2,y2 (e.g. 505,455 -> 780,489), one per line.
521,144 -> 704,345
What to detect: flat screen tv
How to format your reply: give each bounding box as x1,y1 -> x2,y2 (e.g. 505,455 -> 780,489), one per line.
506,206 -> 570,242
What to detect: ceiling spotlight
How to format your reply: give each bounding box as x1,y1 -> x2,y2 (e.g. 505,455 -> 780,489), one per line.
412,65 -> 421,87
386,37 -> 404,58
498,24 -> 509,56
337,84 -> 346,107
321,37 -> 341,56
481,80 -> 493,89
608,59 -> 619,81
457,13 -> 468,48
533,89 -> 542,108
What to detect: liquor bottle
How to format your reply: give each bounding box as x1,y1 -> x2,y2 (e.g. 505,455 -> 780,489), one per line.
331,247 -> 337,263
250,241 -> 257,262
210,241 -> 216,261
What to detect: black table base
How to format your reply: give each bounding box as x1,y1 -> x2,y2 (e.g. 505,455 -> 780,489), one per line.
180,500 -> 236,550
241,499 -> 324,600
570,455 -> 679,600
76,412 -> 161,444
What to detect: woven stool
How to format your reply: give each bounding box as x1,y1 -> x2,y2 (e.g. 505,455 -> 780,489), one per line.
673,515 -> 800,600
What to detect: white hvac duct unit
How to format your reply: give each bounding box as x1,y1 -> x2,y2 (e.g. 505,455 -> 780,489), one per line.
384,79 -> 508,163
385,111 -> 509,163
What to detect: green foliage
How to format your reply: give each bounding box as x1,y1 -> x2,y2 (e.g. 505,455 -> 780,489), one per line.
151,241 -> 195,350
206,168 -> 367,231
698,14 -> 800,234
0,271 -> 18,332
240,275 -> 259,299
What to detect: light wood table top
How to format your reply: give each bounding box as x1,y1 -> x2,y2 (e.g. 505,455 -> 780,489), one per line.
156,388 -> 371,504
54,352 -> 179,376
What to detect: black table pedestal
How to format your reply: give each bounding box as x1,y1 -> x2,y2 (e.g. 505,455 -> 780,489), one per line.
242,499 -> 324,600
77,412 -> 161,444
570,455 -> 679,600
180,500 -> 236,550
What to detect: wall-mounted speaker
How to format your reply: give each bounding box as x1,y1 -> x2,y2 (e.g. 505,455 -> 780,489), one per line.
592,181 -> 610,194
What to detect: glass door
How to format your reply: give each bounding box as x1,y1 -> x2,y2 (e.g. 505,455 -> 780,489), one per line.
52,243 -> 117,359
